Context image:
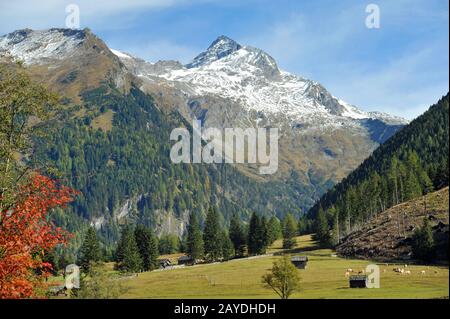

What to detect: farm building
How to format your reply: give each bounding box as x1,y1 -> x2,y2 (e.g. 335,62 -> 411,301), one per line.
159,259 -> 171,269
349,275 -> 368,288
178,255 -> 195,266
291,256 -> 308,269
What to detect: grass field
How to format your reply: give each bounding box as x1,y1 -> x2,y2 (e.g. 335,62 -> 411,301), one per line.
117,235 -> 449,299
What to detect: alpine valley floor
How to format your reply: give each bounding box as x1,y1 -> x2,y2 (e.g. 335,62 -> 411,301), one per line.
52,235 -> 449,299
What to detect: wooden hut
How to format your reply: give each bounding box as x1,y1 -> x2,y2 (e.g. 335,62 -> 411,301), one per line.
178,255 -> 195,266
349,275 -> 367,288
291,256 -> 308,269
158,258 -> 171,269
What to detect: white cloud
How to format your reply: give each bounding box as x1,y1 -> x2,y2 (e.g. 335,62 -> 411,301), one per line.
0,0 -> 212,33
120,40 -> 199,64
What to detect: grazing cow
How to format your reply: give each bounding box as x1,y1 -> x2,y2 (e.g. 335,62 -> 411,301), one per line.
393,267 -> 404,273
358,269 -> 365,274
404,270 -> 411,275
420,270 -> 426,275
346,268 -> 353,273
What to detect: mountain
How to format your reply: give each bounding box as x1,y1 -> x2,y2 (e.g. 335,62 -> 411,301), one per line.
336,187 -> 449,260
113,36 -> 406,197
306,93 -> 449,242
0,28 -> 408,251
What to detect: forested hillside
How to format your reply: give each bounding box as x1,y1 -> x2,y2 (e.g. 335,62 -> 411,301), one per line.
32,82 -> 307,257
305,93 -> 449,244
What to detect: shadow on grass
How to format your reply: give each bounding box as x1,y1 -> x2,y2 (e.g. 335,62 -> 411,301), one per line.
273,242 -> 323,256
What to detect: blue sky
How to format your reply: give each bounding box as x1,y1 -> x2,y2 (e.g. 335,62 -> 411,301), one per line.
0,0 -> 448,119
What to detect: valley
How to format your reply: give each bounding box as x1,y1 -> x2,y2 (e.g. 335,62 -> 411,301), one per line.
50,235 -> 449,299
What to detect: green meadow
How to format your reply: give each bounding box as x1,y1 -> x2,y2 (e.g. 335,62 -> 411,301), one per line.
118,235 -> 449,299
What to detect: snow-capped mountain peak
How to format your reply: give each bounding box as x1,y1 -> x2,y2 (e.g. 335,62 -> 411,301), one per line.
0,28 -> 87,64
128,36 -> 407,128
186,35 -> 242,69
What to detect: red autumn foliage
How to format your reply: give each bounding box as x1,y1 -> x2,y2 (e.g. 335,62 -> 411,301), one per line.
0,174 -> 77,299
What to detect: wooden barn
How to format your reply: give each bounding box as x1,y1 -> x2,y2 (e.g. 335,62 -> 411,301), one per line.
178,255 -> 195,266
291,256 -> 308,269
349,275 -> 368,288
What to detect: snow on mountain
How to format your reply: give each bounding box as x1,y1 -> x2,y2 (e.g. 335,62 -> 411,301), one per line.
126,36 -> 407,129
110,48 -> 133,60
186,35 -> 242,69
0,28 -> 86,64
0,28 -> 407,131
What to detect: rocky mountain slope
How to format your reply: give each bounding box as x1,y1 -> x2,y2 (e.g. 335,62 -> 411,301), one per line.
113,35 -> 406,189
337,187 -> 449,260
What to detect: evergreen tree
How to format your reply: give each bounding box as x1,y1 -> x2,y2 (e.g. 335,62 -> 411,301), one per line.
221,231 -> 235,261
267,216 -> 282,245
247,213 -> 266,255
186,211 -> 204,261
229,213 -> 246,257
330,207 -> 340,246
404,171 -> 422,201
78,227 -> 101,272
315,206 -> 330,246
134,225 -> 159,271
307,94 -> 449,233
282,214 -> 297,249
203,207 -> 222,261
115,225 -> 142,273
260,216 -> 269,249
411,217 -> 435,262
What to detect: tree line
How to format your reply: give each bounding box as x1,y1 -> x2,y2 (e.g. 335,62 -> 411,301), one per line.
76,208 -> 305,273
305,93 -> 449,247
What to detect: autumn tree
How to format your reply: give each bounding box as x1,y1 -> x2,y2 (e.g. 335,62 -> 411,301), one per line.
0,174 -> 76,298
0,63 -> 58,213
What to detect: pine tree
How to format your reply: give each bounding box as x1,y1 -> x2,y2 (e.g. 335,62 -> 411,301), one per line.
247,212 -> 268,255
186,211 -> 204,261
78,227 -> 101,273
266,216 -> 282,245
115,225 -> 142,273
411,217 -> 435,262
221,231 -> 235,261
315,206 -> 330,246
203,207 -> 222,261
261,216 -> 269,249
229,213 -> 246,257
330,208 -> 340,246
404,171 -> 422,200
282,214 -> 297,249
134,225 -> 159,271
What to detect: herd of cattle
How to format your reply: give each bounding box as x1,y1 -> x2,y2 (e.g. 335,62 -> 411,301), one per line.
344,265 -> 434,278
